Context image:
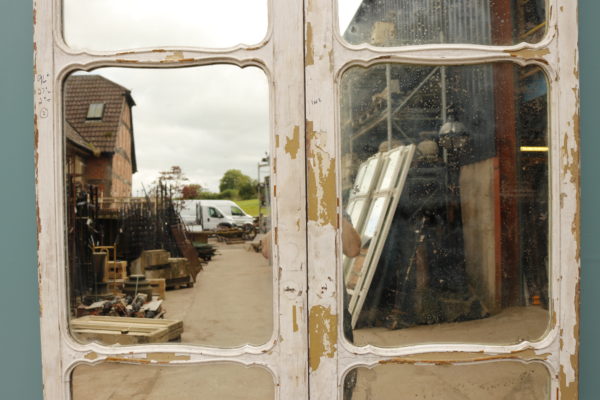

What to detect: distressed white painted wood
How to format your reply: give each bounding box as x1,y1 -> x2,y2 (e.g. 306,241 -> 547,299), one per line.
35,0 -> 579,398
306,0 -> 579,398
34,0 -> 307,399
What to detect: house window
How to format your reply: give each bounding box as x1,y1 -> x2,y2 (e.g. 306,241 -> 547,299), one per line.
85,103 -> 104,120
34,0 -> 579,398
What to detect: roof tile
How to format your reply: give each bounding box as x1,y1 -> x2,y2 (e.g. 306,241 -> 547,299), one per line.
64,75 -> 134,153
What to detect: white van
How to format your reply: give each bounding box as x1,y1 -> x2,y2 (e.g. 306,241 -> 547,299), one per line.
198,200 -> 254,230
177,200 -> 254,231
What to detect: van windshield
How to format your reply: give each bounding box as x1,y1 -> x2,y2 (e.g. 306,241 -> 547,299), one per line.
231,206 -> 245,216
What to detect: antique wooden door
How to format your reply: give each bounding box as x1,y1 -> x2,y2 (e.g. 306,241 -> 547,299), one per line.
34,0 -> 579,398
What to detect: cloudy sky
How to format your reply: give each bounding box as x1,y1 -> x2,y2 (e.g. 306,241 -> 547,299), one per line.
64,0 -> 361,194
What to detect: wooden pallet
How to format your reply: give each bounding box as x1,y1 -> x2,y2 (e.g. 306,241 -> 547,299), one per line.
165,275 -> 194,290
71,315 -> 183,344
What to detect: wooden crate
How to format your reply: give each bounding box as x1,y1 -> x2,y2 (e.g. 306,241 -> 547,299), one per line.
148,278 -> 166,299
104,260 -> 127,281
141,249 -> 170,268
71,315 -> 183,344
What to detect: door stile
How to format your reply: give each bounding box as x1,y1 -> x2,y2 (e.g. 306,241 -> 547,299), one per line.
271,0 -> 310,398
34,0 -> 63,398
555,0 -> 580,396
304,0 -> 341,398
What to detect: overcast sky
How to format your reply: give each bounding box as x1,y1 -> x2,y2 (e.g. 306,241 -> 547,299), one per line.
64,0 -> 361,194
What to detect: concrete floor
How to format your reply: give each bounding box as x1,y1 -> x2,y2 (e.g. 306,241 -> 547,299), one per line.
164,238 -> 273,347
72,239 -> 550,399
349,362 -> 549,400
353,306 -> 548,347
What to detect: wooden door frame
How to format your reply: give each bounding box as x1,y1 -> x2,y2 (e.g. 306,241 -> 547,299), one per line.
305,0 -> 579,398
33,0 -> 308,398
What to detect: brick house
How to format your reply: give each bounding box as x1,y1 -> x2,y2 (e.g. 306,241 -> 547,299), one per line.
64,74 -> 137,198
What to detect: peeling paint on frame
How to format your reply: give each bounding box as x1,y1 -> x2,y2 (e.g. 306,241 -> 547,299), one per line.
306,121 -> 337,227
378,349 -> 552,366
293,305 -> 299,332
306,23 -> 314,66
505,47 -> 551,60
309,305 -> 337,371
285,126 -> 300,159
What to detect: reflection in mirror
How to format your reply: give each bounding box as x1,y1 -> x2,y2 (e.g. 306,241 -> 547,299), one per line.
64,66 -> 272,347
341,63 -> 549,346
63,0 -> 268,51
72,362 -> 275,399
343,362 -> 550,399
338,0 -> 546,46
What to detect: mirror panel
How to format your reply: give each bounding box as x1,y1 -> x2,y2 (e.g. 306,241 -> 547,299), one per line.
63,0 -> 268,51
341,63 -> 550,346
64,65 -> 273,347
343,362 -> 550,399
72,362 -> 275,399
338,0 -> 547,46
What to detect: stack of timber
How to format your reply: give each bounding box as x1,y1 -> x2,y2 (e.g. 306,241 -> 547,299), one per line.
141,248 -> 197,289
71,315 -> 183,345
141,249 -> 170,268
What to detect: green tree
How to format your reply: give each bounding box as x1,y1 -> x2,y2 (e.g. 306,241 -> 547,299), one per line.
238,179 -> 257,200
219,169 -> 244,192
219,169 -> 257,200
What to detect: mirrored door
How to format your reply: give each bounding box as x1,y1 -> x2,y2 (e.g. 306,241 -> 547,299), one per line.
305,0 -> 578,399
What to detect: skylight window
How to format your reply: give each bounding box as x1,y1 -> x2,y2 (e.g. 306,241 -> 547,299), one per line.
86,103 -> 104,120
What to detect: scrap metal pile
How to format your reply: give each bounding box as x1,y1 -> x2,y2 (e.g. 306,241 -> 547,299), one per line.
76,293 -> 163,319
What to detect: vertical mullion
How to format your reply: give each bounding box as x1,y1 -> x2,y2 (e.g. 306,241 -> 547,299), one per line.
305,0 -> 340,398
272,0 -> 310,398
34,0 -> 64,397
555,0 -> 580,396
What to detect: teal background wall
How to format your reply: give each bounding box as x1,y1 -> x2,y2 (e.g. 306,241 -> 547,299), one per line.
579,0 -> 599,398
0,1 -> 597,399
0,1 -> 42,399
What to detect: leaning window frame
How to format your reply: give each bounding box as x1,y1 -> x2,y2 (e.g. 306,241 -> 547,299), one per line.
305,1 -> 579,398
33,0 -> 309,399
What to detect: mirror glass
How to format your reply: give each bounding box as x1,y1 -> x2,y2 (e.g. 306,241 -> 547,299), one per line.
72,362 -> 275,399
64,65 -> 273,347
343,362 -> 550,399
340,63 -> 550,346
63,0 -> 268,51
338,0 -> 547,46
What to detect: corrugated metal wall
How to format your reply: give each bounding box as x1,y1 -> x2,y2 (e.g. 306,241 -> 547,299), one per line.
344,0 -> 496,158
